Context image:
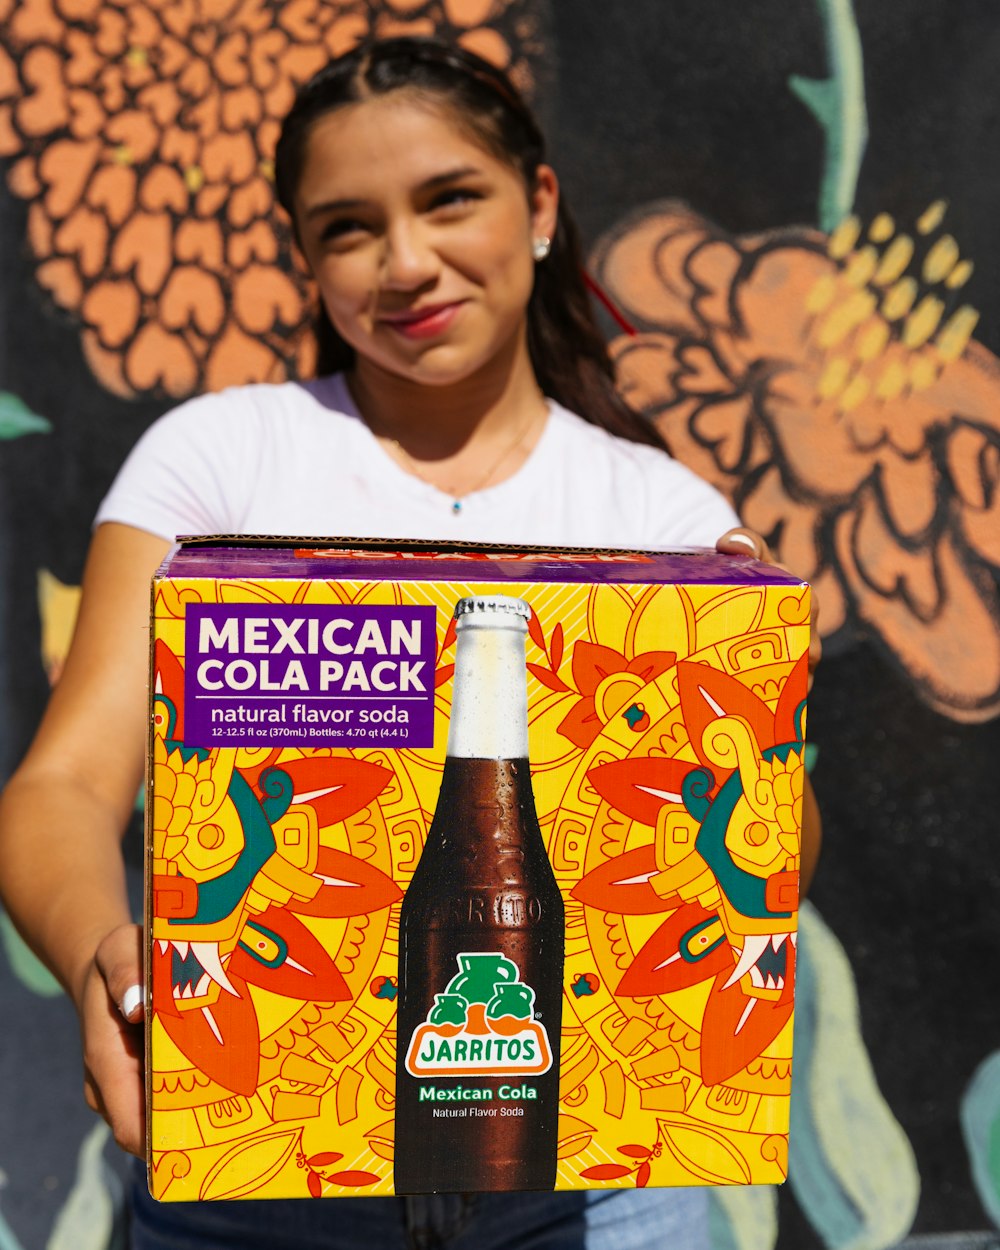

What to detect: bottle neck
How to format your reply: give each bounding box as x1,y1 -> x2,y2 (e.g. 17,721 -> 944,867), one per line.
447,620 -> 529,759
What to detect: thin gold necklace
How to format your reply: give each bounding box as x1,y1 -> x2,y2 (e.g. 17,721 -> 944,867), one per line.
371,406 -> 546,515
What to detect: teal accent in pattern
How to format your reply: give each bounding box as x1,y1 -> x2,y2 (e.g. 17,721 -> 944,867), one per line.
259,766 -> 294,824
682,766 -> 714,822
239,918 -> 288,969
694,745 -> 798,921
168,771 -> 277,927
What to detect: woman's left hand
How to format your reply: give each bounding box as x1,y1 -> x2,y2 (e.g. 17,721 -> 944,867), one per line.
716,526 -> 821,690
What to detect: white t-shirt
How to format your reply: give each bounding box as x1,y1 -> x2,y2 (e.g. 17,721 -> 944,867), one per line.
96,374 -> 738,546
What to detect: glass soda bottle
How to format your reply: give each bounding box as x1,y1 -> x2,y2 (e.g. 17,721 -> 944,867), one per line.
394,595 -> 564,1193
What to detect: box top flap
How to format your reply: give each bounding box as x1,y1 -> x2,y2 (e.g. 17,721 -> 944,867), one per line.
156,536 -> 805,587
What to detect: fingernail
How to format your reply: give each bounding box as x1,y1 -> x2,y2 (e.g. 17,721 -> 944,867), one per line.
725,532 -> 757,553
120,984 -> 143,1020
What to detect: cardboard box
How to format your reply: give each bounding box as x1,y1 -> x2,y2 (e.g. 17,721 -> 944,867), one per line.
146,539 -> 810,1200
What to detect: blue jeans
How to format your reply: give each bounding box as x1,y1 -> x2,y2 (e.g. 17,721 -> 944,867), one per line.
130,1166 -> 710,1250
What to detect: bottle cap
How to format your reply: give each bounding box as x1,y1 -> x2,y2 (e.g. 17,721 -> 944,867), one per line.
453,595 -> 531,623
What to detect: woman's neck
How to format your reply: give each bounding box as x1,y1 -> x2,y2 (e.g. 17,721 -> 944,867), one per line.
345,337 -> 550,499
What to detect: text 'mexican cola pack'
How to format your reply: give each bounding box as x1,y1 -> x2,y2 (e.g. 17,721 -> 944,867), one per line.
146,538 -> 809,1200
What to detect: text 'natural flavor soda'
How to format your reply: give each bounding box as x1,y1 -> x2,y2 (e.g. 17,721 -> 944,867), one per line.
394,595 -> 564,1192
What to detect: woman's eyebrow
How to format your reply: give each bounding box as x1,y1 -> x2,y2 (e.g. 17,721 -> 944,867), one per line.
419,165 -> 483,188
303,166 -> 486,219
301,196 -> 367,220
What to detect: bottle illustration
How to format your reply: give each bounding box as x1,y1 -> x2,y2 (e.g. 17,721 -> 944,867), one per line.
395,595 -> 565,1193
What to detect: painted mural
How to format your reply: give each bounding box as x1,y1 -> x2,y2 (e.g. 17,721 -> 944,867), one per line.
0,1 -> 998,1247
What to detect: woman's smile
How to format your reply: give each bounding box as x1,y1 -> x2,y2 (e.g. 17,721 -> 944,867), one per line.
378,299 -> 468,340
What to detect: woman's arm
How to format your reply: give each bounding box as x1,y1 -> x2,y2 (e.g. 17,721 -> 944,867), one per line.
716,527 -> 823,894
0,522 -> 171,1155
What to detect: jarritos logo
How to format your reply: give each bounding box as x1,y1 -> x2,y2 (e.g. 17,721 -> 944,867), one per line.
405,953 -> 553,1078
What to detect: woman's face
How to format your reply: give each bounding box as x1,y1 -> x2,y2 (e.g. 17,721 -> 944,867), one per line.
291,94 -> 558,390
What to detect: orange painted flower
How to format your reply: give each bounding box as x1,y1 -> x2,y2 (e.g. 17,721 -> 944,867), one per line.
593,201 -> 1000,721
0,0 -> 542,398
556,639 -> 676,749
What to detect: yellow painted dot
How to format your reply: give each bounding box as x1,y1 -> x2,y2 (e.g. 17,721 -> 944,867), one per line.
910,353 -> 939,392
125,46 -> 149,68
857,318 -> 890,361
882,276 -> 917,321
946,259 -> 974,290
923,235 -> 960,284
818,356 -> 851,400
916,199 -> 948,234
868,212 -> 895,243
873,235 -> 914,286
828,215 -> 861,260
936,305 -> 980,361
875,359 -> 908,400
845,246 -> 878,287
806,273 -> 839,314
818,289 -> 876,348
112,145 -> 133,167
184,165 -> 205,193
259,158 -> 275,182
902,294 -> 944,349
840,375 -> 871,412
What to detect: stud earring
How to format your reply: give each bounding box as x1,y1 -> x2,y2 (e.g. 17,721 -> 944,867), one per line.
532,236 -> 551,261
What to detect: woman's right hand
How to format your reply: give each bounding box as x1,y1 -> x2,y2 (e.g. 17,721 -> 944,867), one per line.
78,923 -> 146,1157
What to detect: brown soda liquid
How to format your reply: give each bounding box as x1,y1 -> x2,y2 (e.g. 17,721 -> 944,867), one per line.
394,757 -> 564,1193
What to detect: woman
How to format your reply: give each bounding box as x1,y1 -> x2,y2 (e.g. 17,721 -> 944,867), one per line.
0,37 -> 818,1250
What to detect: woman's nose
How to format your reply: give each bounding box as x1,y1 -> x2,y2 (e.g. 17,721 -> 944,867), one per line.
380,219 -> 438,289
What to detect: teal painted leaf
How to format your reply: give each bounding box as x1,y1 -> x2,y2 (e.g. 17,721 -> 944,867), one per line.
0,1171 -> 27,1250
708,1185 -> 778,1250
788,902 -> 919,1249
788,75 -> 836,125
960,1049 -> 1000,1226
46,1123 -> 124,1250
787,0 -> 868,230
0,393 -> 51,439
0,911 -> 61,997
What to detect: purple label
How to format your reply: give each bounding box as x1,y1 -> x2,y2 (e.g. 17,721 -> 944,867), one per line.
183,604 -> 437,748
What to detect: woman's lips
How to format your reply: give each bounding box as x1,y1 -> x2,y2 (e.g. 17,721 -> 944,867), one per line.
379,302 -> 465,340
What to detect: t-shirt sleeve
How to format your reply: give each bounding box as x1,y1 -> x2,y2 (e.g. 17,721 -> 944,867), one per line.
637,450 -> 741,547
94,392 -> 249,541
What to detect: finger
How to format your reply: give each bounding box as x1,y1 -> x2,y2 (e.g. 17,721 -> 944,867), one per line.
80,961 -> 147,1156
94,924 -> 145,1022
715,527 -> 772,562
120,983 -> 144,1023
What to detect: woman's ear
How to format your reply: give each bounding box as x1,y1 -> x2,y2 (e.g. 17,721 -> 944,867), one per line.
530,164 -> 560,243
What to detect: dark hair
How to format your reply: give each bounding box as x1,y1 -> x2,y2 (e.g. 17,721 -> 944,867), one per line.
275,37 -> 663,449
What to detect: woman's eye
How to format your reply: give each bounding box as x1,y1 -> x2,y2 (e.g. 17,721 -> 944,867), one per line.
319,218 -> 369,244
430,188 -> 480,212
